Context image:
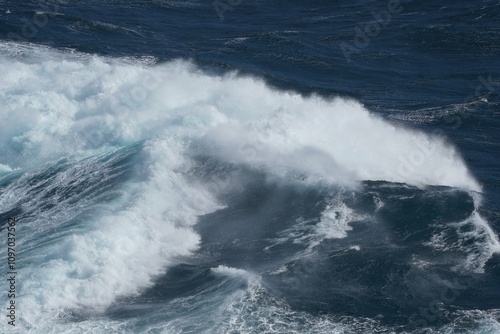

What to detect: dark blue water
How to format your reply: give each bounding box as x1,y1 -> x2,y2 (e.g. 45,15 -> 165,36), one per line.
0,0 -> 499,332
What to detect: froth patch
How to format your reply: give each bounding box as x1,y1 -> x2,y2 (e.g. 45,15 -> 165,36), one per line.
266,192 -> 366,255
424,211 -> 500,273
211,265 -> 254,279
0,163 -> 13,173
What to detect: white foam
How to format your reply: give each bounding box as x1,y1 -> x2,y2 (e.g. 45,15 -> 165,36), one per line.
211,277 -> 385,334
424,210 -> 500,273
212,265 -> 251,277
266,193 -> 366,254
196,98 -> 481,191
0,163 -> 13,173
0,42 -> 481,191
316,198 -> 359,240
439,309 -> 500,334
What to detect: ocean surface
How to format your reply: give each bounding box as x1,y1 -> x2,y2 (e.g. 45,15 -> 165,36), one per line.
0,0 -> 499,333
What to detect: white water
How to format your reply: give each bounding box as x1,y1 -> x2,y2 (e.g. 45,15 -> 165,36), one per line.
0,42 -> 494,332
0,42 -> 480,191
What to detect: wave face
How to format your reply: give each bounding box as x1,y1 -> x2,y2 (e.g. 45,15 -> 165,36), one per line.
0,43 -> 499,333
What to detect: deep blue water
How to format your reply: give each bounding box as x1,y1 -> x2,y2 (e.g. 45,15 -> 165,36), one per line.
0,0 -> 499,333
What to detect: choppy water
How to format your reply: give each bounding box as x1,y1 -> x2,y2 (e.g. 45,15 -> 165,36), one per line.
0,1 -> 499,333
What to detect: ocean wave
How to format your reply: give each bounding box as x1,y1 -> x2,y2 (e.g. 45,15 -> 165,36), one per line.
0,42 -> 497,332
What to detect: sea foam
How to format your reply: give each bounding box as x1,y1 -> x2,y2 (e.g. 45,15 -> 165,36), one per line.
0,42 -> 480,191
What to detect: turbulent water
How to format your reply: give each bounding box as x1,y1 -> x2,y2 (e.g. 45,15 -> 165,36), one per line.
0,1 -> 499,333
